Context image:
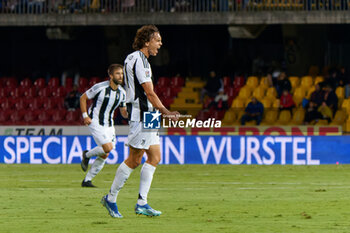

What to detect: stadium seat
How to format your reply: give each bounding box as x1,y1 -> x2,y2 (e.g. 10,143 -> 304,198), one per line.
289,108 -> 305,125
233,76 -> 245,89
78,77 -> 88,88
28,97 -> 44,110
288,76 -> 300,90
52,86 -> 66,98
48,77 -> 60,88
315,119 -> 329,126
300,76 -> 313,89
336,87 -> 345,100
0,87 -> 10,98
276,110 -> 292,125
38,111 -> 52,125
0,110 -> 11,124
6,77 -> 18,88
196,110 -> 210,121
157,77 -> 171,87
314,76 -> 324,85
341,99 -> 350,114
231,98 -> 245,110
246,76 -> 259,89
1,98 -> 14,110
10,87 -> 25,98
38,87 -> 52,97
261,98 -> 272,109
15,98 -> 29,110
54,97 -> 65,110
252,86 -> 266,100
89,77 -> 101,87
10,110 -> 26,125
23,110 -> 40,125
23,87 -> 37,98
65,77 -> 73,88
238,86 -> 252,99
222,110 -> 236,126
223,76 -> 232,88
34,78 -> 46,89
66,110 -> 80,125
20,78 -> 32,88
306,86 -> 316,99
52,110 -> 67,125
265,87 -> 278,100
211,110 -> 225,120
259,76 -> 269,90
261,110 -> 278,125
171,76 -> 185,87
272,98 -> 280,108
330,110 -> 347,125
293,87 -> 306,107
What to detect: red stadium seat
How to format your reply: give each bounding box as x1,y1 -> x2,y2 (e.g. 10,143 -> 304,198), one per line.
65,77 -> 73,88
34,78 -> 46,89
233,76 -> 245,89
28,97 -> 44,110
6,77 -> 18,88
38,87 -> 52,97
78,86 -> 88,94
157,77 -> 171,87
89,77 -> 101,87
20,78 -> 32,88
211,110 -> 225,120
0,87 -> 10,98
38,111 -> 52,125
171,76 -> 185,87
0,77 -> 7,86
10,87 -> 26,98
10,110 -> 26,125
223,76 -> 232,88
65,110 -> 80,125
43,98 -> 58,110
0,110 -> 11,124
1,98 -> 14,110
23,87 -> 38,98
78,77 -> 88,88
51,110 -> 67,125
196,110 -> 210,121
15,98 -> 29,110
53,97 -> 65,110
48,77 -> 60,88
52,86 -> 66,98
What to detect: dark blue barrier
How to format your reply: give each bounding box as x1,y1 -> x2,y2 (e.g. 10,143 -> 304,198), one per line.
0,136 -> 349,165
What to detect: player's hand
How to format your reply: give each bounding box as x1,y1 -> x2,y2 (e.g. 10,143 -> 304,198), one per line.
83,117 -> 92,125
166,111 -> 180,121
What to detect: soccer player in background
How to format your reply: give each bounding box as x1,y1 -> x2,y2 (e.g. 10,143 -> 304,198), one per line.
101,25 -> 179,218
80,64 -> 128,187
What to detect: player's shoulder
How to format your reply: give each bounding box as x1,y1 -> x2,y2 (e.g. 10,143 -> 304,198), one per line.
118,85 -> 126,95
125,51 -> 139,62
90,80 -> 109,91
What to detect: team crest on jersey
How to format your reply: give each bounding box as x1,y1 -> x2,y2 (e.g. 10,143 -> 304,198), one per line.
145,71 -> 150,78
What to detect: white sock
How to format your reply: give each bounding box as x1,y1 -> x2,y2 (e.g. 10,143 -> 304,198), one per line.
86,146 -> 105,158
107,162 -> 134,203
84,157 -> 106,182
137,163 -> 156,206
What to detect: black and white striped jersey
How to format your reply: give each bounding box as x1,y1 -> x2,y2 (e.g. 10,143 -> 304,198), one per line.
123,51 -> 154,122
85,81 -> 126,127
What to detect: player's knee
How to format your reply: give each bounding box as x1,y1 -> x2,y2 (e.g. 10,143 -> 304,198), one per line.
101,153 -> 109,159
102,144 -> 113,153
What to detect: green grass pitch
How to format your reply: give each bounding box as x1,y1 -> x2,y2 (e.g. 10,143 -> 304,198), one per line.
1,164 -> 350,233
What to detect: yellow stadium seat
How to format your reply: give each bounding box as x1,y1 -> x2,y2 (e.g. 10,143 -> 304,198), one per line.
231,98 -> 245,109
252,86 -> 266,100
238,86 -> 252,99
342,99 -> 350,114
246,76 -> 259,89
276,110 -> 292,125
301,76 -> 313,89
293,87 -> 306,107
261,110 -> 278,125
261,98 -> 272,109
306,86 -> 316,99
222,110 -> 236,126
314,76 -> 324,85
272,98 -> 280,108
336,87 -> 345,100
345,118 -> 350,133
289,76 -> 300,90
289,108 -> 305,125
232,110 -> 246,125
259,77 -> 269,89
266,87 -> 278,99
330,110 -> 347,125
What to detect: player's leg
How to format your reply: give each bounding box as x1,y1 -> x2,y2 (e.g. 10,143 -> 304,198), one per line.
102,146 -> 144,218
135,144 -> 162,217
82,142 -> 113,187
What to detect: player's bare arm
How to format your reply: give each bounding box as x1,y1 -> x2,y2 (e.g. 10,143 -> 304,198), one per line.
141,81 -> 179,121
119,107 -> 128,119
80,93 -> 92,125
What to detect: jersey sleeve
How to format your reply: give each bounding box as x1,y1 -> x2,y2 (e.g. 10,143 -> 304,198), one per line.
85,83 -> 102,99
135,57 -> 152,84
119,92 -> 126,107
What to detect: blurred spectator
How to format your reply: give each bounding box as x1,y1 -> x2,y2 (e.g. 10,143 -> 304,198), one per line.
304,101 -> 323,125
317,85 -> 338,121
207,91 -> 229,111
309,83 -> 324,107
241,97 -> 264,125
321,68 -> 339,89
338,66 -> 350,98
279,89 -> 295,113
200,70 -> 223,103
275,71 -> 291,97
64,85 -> 81,110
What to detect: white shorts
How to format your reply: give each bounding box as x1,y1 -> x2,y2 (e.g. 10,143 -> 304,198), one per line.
127,121 -> 159,150
88,120 -> 116,146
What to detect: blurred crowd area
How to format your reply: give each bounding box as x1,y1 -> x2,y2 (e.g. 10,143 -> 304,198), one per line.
0,0 -> 348,14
